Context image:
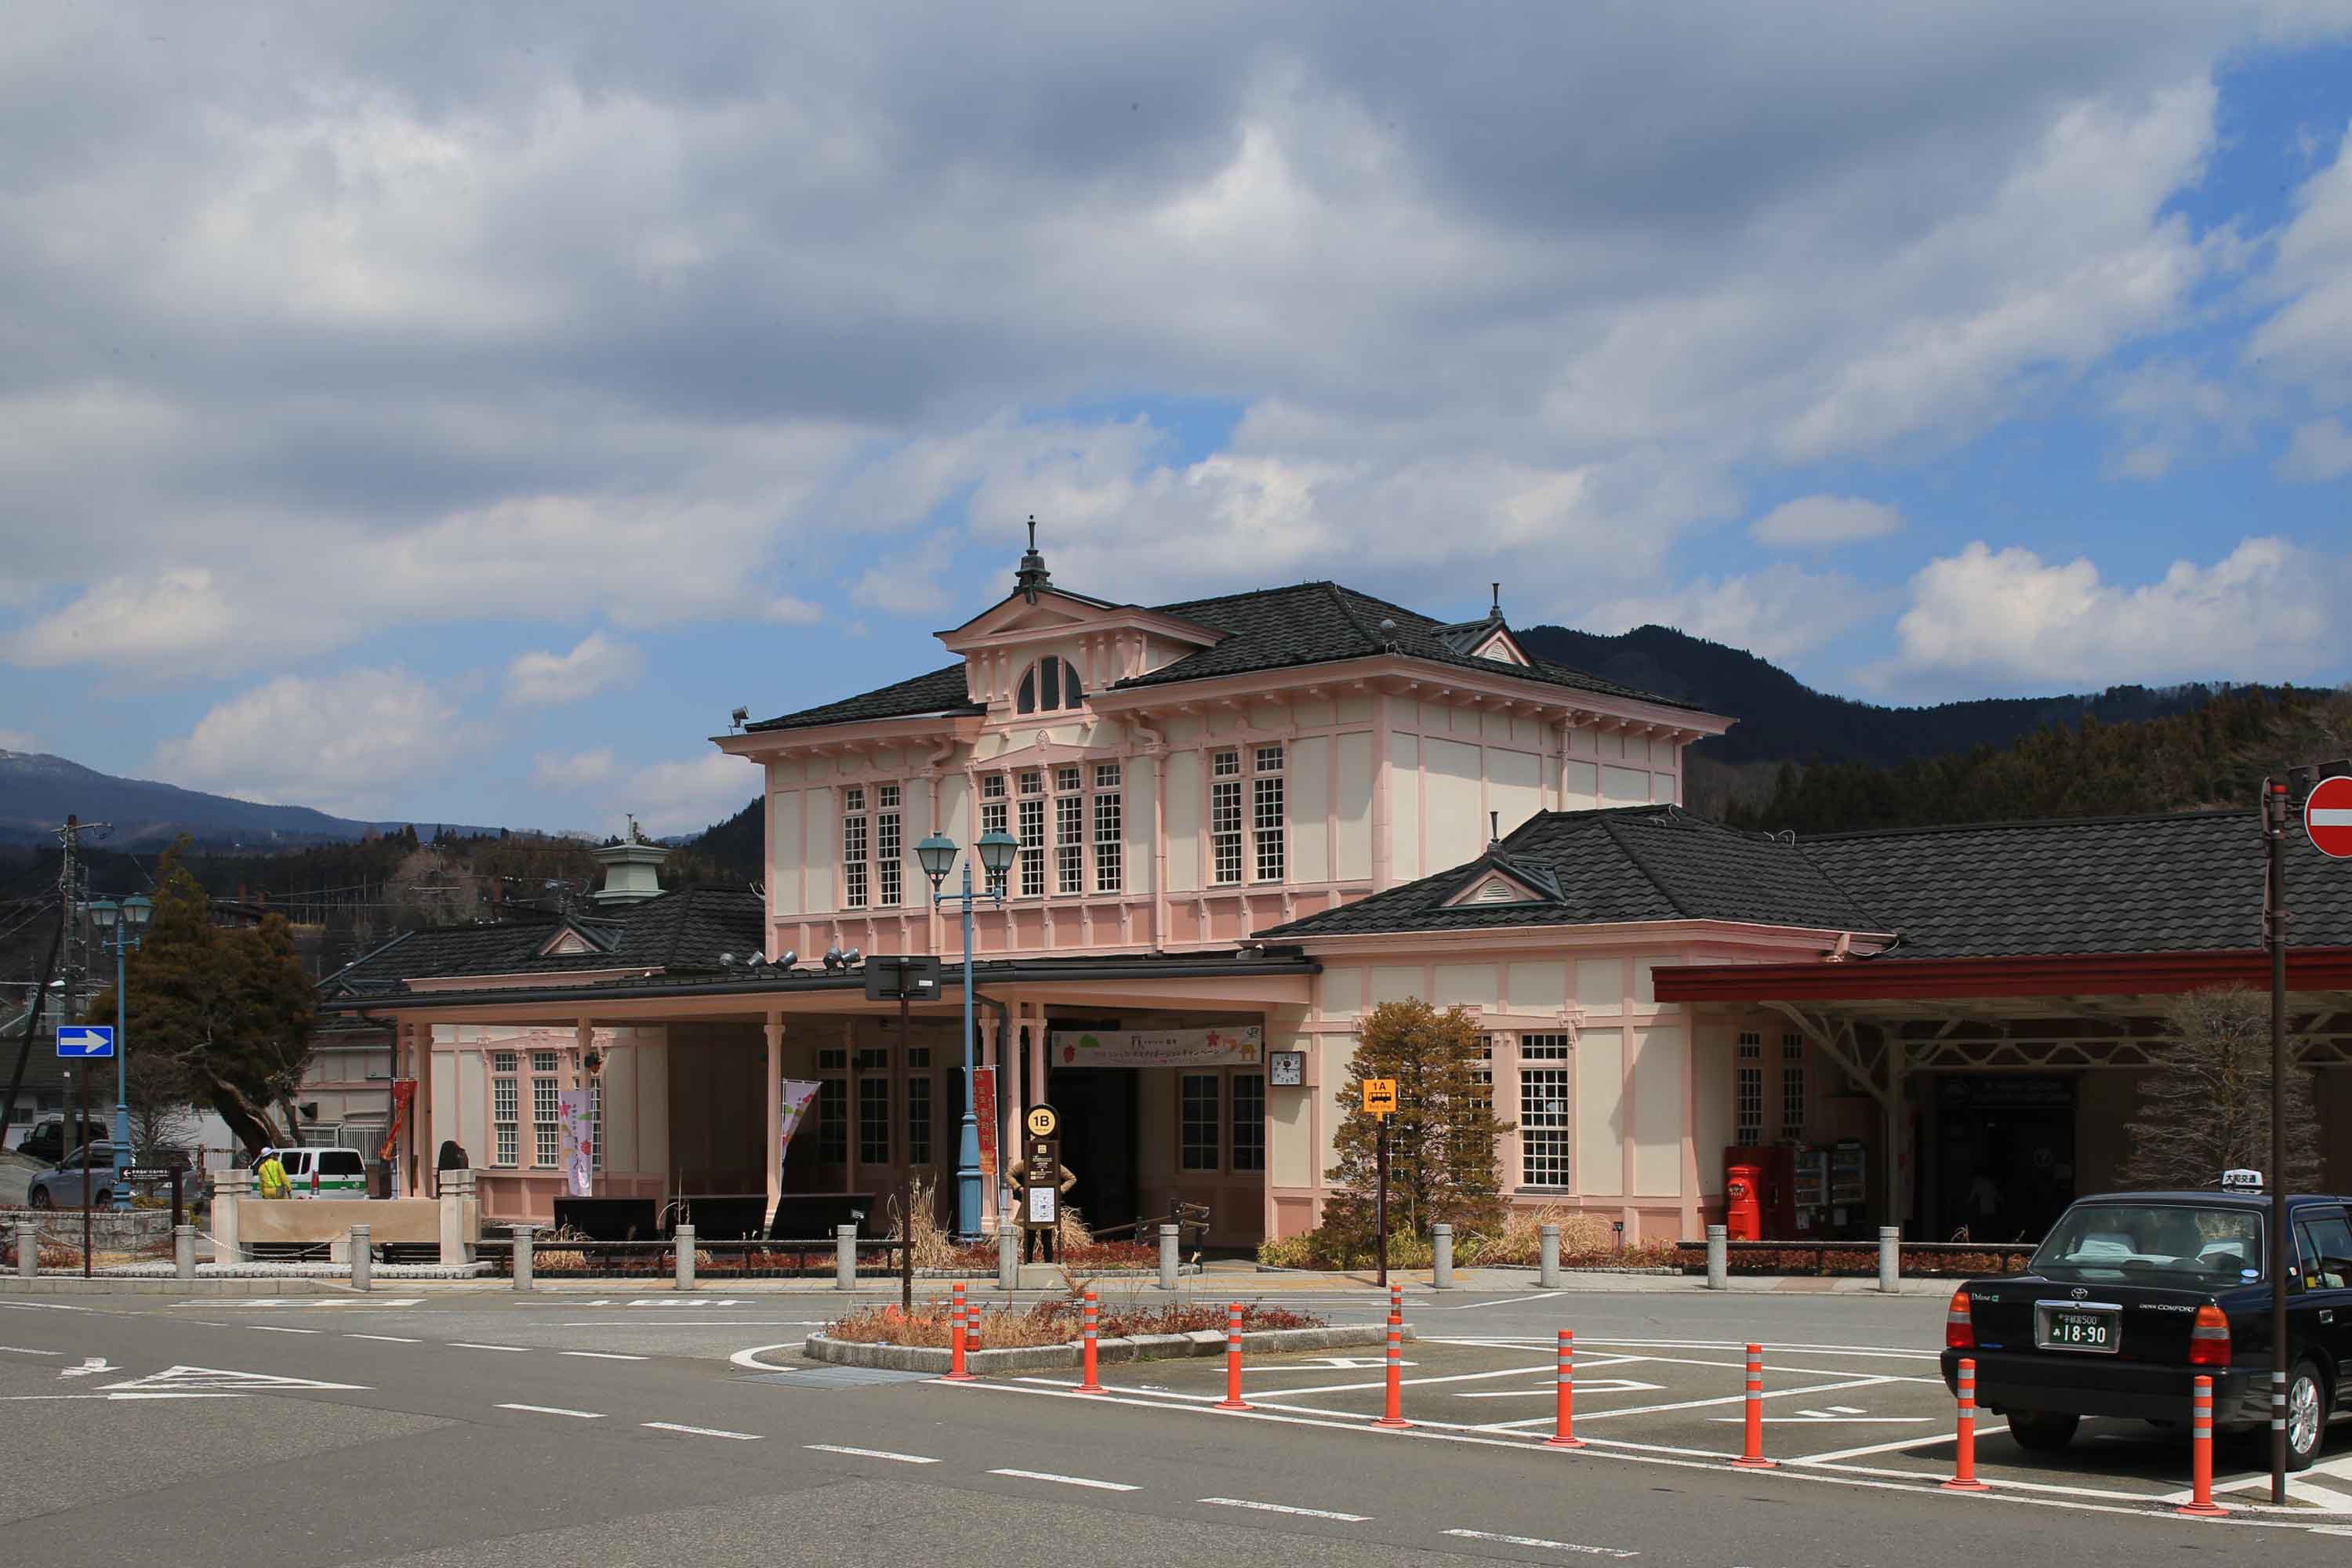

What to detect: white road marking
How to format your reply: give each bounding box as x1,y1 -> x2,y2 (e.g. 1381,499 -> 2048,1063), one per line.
497,1403 -> 604,1419
448,1342 -> 529,1352
0,1345 -> 63,1356
345,1334 -> 420,1344
1791,1428 -> 1996,1465
643,1421 -> 760,1439
560,1350 -> 648,1361
1200,1497 -> 1370,1521
729,1342 -> 807,1371
250,1326 -> 319,1335
989,1468 -> 1139,1491
59,1357 -> 114,1377
1574,1376 -> 1893,1421
806,1443 -> 939,1464
1709,1415 -> 1932,1425
1443,1527 -> 1636,1558
100,1365 -> 368,1393
1447,1292 -> 1565,1311
1457,1380 -> 1663,1398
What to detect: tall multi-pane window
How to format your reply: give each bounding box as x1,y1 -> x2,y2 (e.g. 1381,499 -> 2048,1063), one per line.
981,773 -> 1008,864
1181,1074 -> 1220,1171
858,1077 -> 891,1166
1231,1073 -> 1265,1172
876,784 -> 902,906
842,786 -> 869,909
1017,771 -> 1045,897
491,1051 -> 518,1167
906,1074 -> 932,1167
816,1047 -> 848,1163
1735,1032 -> 1764,1145
1252,745 -> 1286,881
1780,1034 -> 1806,1141
1519,1034 -> 1574,1188
530,1050 -> 561,1167
1092,764 -> 1123,892
1210,750 -> 1243,884
1055,791 -> 1083,895
589,1077 -> 603,1172
1471,1034 -> 1495,1112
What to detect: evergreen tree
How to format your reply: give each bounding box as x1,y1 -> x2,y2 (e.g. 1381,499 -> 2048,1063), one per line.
2118,988 -> 2323,1192
1321,1000 -> 1513,1248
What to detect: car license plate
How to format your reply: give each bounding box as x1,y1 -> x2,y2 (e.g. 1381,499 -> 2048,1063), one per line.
2039,1306 -> 2118,1353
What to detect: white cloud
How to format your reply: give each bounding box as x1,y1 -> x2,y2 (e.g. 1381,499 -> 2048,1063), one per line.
1873,536 -> 2347,695
1584,565 -> 1891,665
532,748 -> 615,791
2278,417 -> 2352,481
2249,120 -> 2352,394
620,753 -> 761,838
504,633 -> 643,706
764,594 -> 824,626
153,667 -> 478,817
849,566 -> 949,617
1749,495 -> 1904,548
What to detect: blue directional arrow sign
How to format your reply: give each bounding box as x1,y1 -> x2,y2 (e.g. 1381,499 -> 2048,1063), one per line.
56,1025 -> 115,1059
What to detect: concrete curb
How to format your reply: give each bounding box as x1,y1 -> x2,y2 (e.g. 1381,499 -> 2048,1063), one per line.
804,1321 -> 1408,1374
0,1276 -> 352,1297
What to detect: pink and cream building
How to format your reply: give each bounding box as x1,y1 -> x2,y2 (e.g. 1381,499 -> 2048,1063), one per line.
323,539 -> 2352,1247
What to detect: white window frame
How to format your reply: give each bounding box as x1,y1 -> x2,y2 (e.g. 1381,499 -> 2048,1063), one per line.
1252,744 -> 1285,882
1093,764 -> 1123,893
491,1051 -> 519,1167
529,1050 -> 561,1168
842,786 -> 869,909
1779,1033 -> 1806,1142
876,783 -> 902,907
1735,1032 -> 1764,1145
1517,1033 -> 1573,1190
1210,750 -> 1243,885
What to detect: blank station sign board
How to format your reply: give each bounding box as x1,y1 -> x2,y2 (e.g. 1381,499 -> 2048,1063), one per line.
2308,775 -> 2352,858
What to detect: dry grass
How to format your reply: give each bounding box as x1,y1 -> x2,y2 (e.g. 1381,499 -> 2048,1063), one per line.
825,1297 -> 1324,1350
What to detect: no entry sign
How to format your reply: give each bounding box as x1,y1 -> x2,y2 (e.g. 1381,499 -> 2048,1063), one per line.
2307,775 -> 2352,858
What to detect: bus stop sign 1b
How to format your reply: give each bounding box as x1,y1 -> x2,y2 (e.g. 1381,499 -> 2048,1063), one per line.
2307,775 -> 2352,858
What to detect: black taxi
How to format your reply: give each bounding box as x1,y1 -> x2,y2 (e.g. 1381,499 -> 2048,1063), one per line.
1939,1185 -> 2352,1469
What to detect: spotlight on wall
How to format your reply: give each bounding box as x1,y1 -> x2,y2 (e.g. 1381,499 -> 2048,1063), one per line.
842,946 -> 862,967
718,952 -> 738,966
777,949 -> 797,969
822,946 -> 844,971
728,706 -> 750,732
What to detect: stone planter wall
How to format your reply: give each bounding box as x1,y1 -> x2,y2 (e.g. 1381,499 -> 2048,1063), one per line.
804,1321 -> 1406,1375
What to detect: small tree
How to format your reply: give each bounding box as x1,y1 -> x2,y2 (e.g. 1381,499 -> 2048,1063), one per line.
1323,999 -> 1513,1249
2119,987 -> 2322,1192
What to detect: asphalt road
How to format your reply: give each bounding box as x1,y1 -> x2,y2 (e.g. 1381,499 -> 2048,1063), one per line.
2,1284 -> 2344,1566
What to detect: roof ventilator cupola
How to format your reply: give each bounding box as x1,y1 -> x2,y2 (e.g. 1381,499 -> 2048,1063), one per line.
590,814 -> 670,907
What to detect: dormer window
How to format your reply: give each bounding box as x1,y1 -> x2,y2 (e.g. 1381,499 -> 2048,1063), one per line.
1015,657 -> 1085,715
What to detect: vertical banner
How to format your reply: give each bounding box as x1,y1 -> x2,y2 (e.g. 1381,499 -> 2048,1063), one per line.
973,1065 -> 1000,1215
379,1080 -> 417,1163
778,1079 -> 822,1188
556,1089 -> 594,1197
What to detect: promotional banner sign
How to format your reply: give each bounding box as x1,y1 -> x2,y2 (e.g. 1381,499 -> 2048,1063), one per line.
1050,1025 -> 1263,1069
974,1066 -> 1000,1214
556,1089 -> 596,1196
379,1080 -> 417,1162
778,1079 -> 823,1185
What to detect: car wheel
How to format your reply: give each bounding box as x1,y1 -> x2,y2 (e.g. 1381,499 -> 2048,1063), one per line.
2287,1359 -> 2327,1472
27,1186 -> 53,1210
2005,1410 -> 2079,1452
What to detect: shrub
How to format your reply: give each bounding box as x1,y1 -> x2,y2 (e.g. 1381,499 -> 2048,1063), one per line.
824,1297 -> 1323,1350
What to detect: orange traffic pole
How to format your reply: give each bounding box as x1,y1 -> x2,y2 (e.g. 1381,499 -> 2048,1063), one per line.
1374,1319 -> 1411,1429
2178,1375 -> 2228,1518
1389,1282 -> 1403,1326
943,1281 -> 972,1381
1942,1356 -> 1989,1491
1076,1287 -> 1105,1394
1731,1342 -> 1774,1468
1215,1301 -> 1251,1411
1544,1327 -> 1585,1449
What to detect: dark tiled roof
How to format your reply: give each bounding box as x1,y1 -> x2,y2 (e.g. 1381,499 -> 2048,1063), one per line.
325,886 -> 766,994
1261,804 -> 2352,958
746,663 -> 982,733
750,580 -> 1708,731
1800,810 -> 2352,960
1260,807 -> 1882,938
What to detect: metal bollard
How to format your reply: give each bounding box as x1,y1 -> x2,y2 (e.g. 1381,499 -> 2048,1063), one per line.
835,1223 -> 858,1290
1159,1221 -> 1180,1290
1215,1301 -> 1251,1411
511,1225 -> 535,1292
1878,1226 -> 1900,1293
174,1223 -> 195,1280
2179,1374 -> 2227,1517
1706,1224 -> 1728,1290
1076,1288 -> 1105,1394
1539,1223 -> 1562,1289
1432,1223 -> 1454,1290
16,1221 -> 37,1279
1544,1327 -> 1584,1448
350,1225 -> 371,1293
1943,1356 -> 1988,1491
674,1224 -> 696,1291
1732,1342 -> 1773,1468
997,1223 -> 1018,1290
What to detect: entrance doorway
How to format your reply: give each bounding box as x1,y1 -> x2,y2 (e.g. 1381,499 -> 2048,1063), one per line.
1931,1075 -> 2076,1243
1048,1068 -> 1139,1237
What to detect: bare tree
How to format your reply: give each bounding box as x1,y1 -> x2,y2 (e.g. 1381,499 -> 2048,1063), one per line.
2119,987 -> 2322,1192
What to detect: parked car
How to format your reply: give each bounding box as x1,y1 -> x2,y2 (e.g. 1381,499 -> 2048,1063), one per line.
1940,1181 -> 2352,1470
27,1142 -> 121,1208
261,1146 -> 368,1198
15,1116 -> 107,1165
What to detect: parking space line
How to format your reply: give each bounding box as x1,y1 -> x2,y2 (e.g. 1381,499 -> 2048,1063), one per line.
644,1421 -> 760,1439
1446,1292 -> 1564,1311
1442,1527 -> 1636,1559
1200,1497 -> 1370,1521
345,1334 -> 419,1344
990,1468 -> 1138,1491
560,1351 -> 648,1361
497,1403 -> 604,1419
807,1443 -> 940,1464
249,1326 -> 318,1334
1574,1376 -> 1893,1421
448,1343 -> 530,1352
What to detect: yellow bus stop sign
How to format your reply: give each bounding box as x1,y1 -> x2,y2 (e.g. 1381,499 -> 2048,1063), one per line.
1363,1078 -> 1397,1117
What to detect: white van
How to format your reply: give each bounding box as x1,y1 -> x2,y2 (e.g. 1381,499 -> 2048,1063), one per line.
269,1147 -> 368,1198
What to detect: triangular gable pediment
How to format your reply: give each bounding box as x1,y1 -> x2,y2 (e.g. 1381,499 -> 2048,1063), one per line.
939,589 -> 1223,654
538,925 -> 612,957
1439,864 -> 1556,909
1474,630 -> 1530,666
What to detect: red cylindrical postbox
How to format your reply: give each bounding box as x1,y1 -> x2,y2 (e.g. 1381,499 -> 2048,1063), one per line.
1725,1162 -> 1763,1241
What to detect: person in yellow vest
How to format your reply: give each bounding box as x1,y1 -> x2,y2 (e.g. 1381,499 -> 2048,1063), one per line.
256,1147 -> 292,1200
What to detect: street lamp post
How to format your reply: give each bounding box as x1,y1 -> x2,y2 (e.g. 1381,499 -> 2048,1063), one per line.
85,893 -> 154,1213
916,829 -> 1018,1241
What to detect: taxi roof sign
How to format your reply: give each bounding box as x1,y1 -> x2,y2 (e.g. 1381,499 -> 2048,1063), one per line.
2220,1167 -> 2264,1191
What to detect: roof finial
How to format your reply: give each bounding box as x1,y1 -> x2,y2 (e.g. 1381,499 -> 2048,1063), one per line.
1491,582 -> 1501,616
1489,810 -> 1501,848
1015,513 -> 1052,604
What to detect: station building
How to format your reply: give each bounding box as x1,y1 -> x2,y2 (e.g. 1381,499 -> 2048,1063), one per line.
321,540 -> 2352,1247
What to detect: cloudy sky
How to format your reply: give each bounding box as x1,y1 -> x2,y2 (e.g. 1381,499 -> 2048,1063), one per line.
3,4 -> 2350,834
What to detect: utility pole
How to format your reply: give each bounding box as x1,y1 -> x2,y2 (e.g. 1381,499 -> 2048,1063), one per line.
2261,774 -> 2295,1506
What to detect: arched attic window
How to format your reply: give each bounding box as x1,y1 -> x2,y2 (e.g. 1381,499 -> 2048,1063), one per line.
1015,657 -> 1086,714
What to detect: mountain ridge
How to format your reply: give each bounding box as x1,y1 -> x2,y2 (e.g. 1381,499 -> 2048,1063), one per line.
0,749 -> 496,848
